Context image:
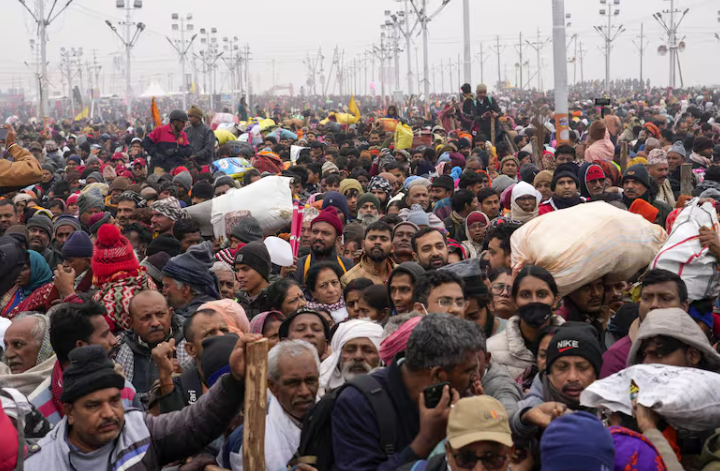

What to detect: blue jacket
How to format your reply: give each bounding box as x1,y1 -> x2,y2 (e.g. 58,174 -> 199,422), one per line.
330,361 -> 422,471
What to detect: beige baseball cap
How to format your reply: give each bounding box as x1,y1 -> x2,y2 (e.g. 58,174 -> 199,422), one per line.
446,396 -> 513,449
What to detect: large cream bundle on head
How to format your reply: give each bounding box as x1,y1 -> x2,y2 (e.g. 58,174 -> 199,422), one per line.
183,176 -> 293,240
510,201 -> 668,296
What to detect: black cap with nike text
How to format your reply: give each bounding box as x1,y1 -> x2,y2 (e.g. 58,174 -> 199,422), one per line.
545,323 -> 603,376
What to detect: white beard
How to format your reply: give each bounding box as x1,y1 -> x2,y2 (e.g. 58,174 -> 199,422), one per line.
358,213 -> 379,229
341,360 -> 372,383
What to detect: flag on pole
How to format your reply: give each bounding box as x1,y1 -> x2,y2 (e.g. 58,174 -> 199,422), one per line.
74,107 -> 89,121
349,94 -> 361,120
151,97 -> 162,128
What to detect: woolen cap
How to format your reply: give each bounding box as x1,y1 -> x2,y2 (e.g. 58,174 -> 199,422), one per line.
545,323 -> 603,376
26,215 -> 53,238
551,162 -> 580,191
622,163 -> 651,189
447,396 -> 513,449
60,345 -> 124,403
541,412 -> 615,471
312,207 -> 344,238
61,231 -> 93,259
234,241 -> 271,281
92,224 -> 139,279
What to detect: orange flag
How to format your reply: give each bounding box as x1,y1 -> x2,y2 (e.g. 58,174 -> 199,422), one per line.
151,97 -> 162,128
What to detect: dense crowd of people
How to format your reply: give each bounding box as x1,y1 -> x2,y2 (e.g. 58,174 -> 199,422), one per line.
1,80 -> 720,471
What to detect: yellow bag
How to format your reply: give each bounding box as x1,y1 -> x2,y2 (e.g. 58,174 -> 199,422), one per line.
394,123 -> 413,150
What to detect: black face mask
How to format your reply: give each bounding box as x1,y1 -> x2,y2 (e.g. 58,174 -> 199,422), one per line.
518,302 -> 553,328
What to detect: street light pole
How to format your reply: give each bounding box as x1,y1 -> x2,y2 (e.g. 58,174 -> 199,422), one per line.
552,0 -> 570,145
105,0 -> 145,121
462,0 -> 471,84
168,13 -> 196,111
17,0 -> 76,122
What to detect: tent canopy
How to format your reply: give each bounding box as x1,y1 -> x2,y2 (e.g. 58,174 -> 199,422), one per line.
140,83 -> 167,98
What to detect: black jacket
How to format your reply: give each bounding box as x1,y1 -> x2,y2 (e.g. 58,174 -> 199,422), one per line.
473,96 -> 502,138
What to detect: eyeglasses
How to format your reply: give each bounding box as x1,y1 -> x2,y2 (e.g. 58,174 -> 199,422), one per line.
491,283 -> 512,295
452,450 -> 508,470
436,297 -> 468,309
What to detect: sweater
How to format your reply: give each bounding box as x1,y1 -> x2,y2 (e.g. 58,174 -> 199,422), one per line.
0,143 -> 43,194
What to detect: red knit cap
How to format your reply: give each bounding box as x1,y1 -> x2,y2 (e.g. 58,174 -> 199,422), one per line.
585,164 -> 606,183
92,224 -> 139,280
312,207 -> 343,237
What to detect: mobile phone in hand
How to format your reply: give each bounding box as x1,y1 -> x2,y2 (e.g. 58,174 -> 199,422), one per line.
0,128 -> 8,142
423,382 -> 450,409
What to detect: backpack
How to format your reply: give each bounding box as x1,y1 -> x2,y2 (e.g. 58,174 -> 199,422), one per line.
289,374 -> 398,471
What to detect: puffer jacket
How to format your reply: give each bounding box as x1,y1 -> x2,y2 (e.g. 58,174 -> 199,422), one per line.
24,373 -> 245,471
0,144 -> 43,194
487,315 -> 565,381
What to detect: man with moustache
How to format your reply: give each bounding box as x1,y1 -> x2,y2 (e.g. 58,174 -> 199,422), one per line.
510,324 -> 603,441
115,291 -> 190,401
318,319 -> 383,394
411,227 -> 449,271
556,278 -> 606,345
23,336 -> 257,471
115,191 -> 147,228
391,221 -> 418,264
341,221 -> 395,287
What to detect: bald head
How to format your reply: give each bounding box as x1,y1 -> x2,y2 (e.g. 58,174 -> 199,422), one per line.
128,290 -> 173,345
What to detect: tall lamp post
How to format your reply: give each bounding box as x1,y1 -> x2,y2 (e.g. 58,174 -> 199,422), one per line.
167,13 -> 196,111
105,0 -> 145,120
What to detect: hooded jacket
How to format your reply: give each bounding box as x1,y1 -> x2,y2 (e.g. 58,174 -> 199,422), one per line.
462,211 -> 489,259
387,262 -> 425,314
487,315 -> 565,381
626,307 -> 720,372
24,373 -> 245,471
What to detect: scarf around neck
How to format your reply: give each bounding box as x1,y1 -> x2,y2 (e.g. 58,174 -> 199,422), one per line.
542,373 -> 596,414
552,194 -> 583,210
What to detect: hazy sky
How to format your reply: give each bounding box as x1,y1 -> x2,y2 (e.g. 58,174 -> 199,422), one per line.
3,0 -> 720,99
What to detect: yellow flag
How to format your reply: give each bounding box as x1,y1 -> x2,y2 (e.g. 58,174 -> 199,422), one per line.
189,82 -> 197,94
74,107 -> 89,121
349,95 -> 361,120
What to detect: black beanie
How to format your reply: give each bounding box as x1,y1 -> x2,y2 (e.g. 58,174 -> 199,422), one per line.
61,345 -> 125,403
201,333 -> 239,387
234,241 -> 271,281
146,234 -> 182,258
622,164 -> 650,189
551,162 -> 580,191
545,323 -> 603,376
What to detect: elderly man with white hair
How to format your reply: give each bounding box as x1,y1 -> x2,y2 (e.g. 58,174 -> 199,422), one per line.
222,339 -> 320,471
647,148 -> 675,207
0,313 -> 56,396
319,319 -> 384,395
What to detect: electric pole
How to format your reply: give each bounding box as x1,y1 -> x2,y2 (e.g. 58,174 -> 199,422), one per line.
490,35 -> 504,90
410,0 -> 452,98
18,0 -> 77,121
578,41 -> 586,82
105,0 -> 145,120
462,0 -> 471,84
476,42 -> 489,85
526,28 -> 551,91
653,2 -> 689,89
594,0 -> 625,92
168,13 -> 197,111
552,0 -> 570,144
513,32 -> 526,90
633,23 -> 649,89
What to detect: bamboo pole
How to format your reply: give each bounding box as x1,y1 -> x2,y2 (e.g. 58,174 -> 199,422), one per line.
680,163 -> 693,196
619,141 -> 629,174
242,339 -> 269,471
490,118 -> 496,148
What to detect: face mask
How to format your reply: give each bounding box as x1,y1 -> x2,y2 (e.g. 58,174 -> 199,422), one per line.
518,302 -> 553,328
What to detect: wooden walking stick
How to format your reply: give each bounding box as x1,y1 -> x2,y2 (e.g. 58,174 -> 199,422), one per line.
242,338 -> 269,471
490,118 -> 496,148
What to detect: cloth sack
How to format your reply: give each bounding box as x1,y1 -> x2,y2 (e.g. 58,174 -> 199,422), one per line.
511,202 -> 667,296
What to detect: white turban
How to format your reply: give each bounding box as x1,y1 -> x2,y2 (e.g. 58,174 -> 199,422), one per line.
319,319 -> 383,393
